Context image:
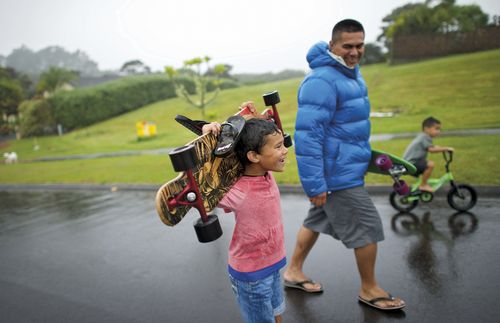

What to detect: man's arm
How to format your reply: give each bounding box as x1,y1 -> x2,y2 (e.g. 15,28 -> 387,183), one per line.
295,77 -> 336,202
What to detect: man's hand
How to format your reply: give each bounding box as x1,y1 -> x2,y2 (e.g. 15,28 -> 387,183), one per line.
309,192 -> 327,207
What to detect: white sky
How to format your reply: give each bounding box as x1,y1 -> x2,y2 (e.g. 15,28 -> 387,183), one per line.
1,0 -> 498,73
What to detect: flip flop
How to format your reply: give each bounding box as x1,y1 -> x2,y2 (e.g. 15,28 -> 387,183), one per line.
174,115 -> 208,136
284,279 -> 323,293
214,115 -> 246,157
358,293 -> 405,311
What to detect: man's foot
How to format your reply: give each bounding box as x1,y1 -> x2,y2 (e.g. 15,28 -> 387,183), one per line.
359,287 -> 405,310
284,279 -> 323,293
283,269 -> 323,293
418,184 -> 433,192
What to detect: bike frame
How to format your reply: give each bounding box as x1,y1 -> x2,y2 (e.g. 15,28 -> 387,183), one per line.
405,151 -> 456,202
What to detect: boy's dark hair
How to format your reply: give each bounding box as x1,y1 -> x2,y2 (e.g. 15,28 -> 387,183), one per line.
235,118 -> 280,166
422,116 -> 441,130
332,19 -> 364,42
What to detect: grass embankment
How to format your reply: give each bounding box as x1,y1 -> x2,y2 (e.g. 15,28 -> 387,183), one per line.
1,49 -> 499,185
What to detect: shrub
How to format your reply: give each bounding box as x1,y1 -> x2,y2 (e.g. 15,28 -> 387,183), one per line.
49,74 -> 194,131
18,99 -> 56,137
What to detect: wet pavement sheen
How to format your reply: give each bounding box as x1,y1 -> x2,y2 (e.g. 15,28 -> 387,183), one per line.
0,189 -> 499,323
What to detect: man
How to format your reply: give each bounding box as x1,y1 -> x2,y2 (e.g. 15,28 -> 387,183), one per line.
283,19 -> 405,311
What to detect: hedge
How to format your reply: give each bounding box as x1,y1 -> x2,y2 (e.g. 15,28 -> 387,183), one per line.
49,74 -> 195,131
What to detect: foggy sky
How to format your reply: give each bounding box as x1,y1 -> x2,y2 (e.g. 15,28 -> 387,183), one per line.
1,0 -> 498,73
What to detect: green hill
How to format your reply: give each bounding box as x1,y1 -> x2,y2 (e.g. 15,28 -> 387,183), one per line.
1,49 -> 499,185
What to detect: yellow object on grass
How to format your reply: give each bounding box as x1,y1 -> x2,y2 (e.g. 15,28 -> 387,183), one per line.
136,121 -> 157,139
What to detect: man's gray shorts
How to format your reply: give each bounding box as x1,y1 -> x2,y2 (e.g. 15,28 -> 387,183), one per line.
303,186 -> 384,249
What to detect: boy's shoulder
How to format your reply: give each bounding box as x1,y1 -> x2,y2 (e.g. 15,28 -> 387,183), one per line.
415,132 -> 432,141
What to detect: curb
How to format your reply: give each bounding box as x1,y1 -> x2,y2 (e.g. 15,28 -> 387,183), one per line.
1,184 -> 499,197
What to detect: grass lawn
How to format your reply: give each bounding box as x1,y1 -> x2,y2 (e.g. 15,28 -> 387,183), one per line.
1,135 -> 499,185
1,49 -> 499,185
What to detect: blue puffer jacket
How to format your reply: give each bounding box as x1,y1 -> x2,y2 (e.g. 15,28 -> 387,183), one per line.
295,41 -> 372,197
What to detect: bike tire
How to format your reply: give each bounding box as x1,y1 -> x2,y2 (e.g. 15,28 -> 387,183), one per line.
447,184 -> 477,211
390,191 -> 418,212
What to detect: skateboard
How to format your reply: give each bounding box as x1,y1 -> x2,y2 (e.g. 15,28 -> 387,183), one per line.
367,149 -> 416,196
155,90 -> 291,243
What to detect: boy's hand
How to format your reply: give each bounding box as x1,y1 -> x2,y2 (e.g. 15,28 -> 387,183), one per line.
239,101 -> 267,119
446,147 -> 455,152
202,122 -> 221,135
239,101 -> 258,116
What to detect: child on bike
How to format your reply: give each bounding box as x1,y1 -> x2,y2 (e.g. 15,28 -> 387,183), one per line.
202,108 -> 288,323
403,116 -> 454,192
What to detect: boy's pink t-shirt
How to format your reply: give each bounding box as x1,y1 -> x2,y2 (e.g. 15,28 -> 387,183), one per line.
218,172 -> 286,273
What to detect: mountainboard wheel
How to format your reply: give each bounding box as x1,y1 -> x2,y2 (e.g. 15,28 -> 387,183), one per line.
393,180 -> 409,196
283,133 -> 293,148
169,144 -> 197,172
194,214 -> 223,243
375,154 -> 393,171
263,90 -> 280,106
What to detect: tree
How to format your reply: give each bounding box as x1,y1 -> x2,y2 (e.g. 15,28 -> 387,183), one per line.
0,76 -> 23,135
0,67 -> 29,119
0,67 -> 33,97
205,64 -> 234,80
362,43 -> 386,65
0,78 -> 23,117
5,45 -> 99,76
378,0 -> 489,53
120,59 -> 151,75
36,67 -> 79,95
165,56 -> 226,118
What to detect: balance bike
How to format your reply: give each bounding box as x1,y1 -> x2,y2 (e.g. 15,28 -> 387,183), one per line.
389,151 -> 477,212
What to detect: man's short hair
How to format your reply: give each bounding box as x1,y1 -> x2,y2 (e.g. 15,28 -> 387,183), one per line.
331,19 -> 365,42
422,116 -> 441,130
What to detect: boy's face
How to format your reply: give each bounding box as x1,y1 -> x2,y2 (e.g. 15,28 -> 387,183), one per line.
253,132 -> 288,172
425,124 -> 441,137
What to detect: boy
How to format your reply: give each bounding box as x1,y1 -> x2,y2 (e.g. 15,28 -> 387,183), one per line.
403,117 -> 454,192
203,116 -> 288,323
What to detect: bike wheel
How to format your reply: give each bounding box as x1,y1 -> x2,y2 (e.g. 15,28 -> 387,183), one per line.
390,191 -> 418,212
391,212 -> 420,236
447,184 -> 477,211
448,212 -> 478,237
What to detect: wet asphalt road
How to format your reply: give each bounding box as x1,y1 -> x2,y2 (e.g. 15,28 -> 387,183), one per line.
0,189 -> 499,323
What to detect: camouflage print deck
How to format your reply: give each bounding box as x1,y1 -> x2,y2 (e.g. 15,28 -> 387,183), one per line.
155,133 -> 244,226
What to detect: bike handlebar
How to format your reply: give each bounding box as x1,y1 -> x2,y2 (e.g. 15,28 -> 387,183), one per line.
443,150 -> 453,172
443,150 -> 453,162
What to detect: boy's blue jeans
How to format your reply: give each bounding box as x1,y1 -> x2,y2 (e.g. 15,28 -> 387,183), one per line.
229,270 -> 285,323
